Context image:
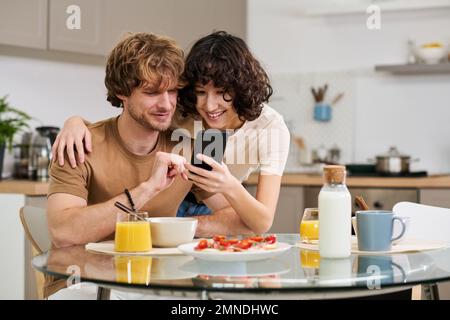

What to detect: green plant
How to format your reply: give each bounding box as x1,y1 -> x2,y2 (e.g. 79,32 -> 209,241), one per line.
0,95 -> 31,151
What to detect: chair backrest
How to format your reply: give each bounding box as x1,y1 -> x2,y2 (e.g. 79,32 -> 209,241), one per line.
19,206 -> 51,254
393,202 -> 450,243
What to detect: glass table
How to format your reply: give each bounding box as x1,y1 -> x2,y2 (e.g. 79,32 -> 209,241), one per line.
32,234 -> 450,300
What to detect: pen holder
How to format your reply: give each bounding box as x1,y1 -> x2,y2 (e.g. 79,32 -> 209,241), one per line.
314,103 -> 332,122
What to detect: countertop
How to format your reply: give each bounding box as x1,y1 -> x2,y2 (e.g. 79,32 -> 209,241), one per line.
2,173 -> 450,196
244,173 -> 450,189
0,180 -> 49,196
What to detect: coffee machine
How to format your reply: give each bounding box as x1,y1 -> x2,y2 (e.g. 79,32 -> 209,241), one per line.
14,126 -> 59,181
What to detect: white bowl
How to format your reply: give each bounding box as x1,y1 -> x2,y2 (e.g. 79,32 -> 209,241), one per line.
147,217 -> 197,248
416,46 -> 446,64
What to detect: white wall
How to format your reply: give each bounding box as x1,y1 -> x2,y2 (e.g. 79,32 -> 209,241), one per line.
0,46 -> 120,176
247,0 -> 450,174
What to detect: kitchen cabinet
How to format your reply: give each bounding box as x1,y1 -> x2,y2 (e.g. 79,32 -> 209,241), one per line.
0,181 -> 47,299
0,0 -> 48,49
49,0 -> 178,55
49,0 -> 246,55
304,187 -> 419,213
245,185 -> 304,234
48,0 -> 105,55
1,194 -> 46,300
2,0 -> 246,55
419,189 -> 450,208
0,194 -> 25,299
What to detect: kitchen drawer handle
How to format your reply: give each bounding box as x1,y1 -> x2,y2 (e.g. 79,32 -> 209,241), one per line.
373,201 -> 383,209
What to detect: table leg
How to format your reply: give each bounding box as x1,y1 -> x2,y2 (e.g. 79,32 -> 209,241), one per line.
97,287 -> 111,300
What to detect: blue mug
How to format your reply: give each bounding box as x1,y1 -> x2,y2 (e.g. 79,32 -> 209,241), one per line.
357,255 -> 406,286
314,103 -> 332,122
356,210 -> 407,252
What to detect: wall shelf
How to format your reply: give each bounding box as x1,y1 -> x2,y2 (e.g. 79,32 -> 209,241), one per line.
375,63 -> 450,75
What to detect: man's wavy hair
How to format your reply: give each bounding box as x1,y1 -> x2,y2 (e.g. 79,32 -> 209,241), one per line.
178,31 -> 273,121
105,32 -> 185,107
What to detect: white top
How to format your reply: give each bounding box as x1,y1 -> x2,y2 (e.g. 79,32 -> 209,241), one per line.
172,104 -> 290,182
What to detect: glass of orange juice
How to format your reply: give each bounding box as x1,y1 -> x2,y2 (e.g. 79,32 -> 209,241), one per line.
300,249 -> 320,279
300,249 -> 320,269
115,256 -> 152,285
114,211 -> 152,252
300,208 -> 319,243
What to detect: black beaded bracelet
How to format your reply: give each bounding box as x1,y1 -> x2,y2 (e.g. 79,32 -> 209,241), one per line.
124,188 -> 136,212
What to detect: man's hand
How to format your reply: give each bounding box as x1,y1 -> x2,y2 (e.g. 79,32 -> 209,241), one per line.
146,152 -> 188,193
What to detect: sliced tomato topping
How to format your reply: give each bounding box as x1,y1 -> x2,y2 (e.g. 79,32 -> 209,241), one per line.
219,239 -> 231,247
213,235 -> 226,242
236,240 -> 252,250
195,239 -> 209,250
264,234 -> 277,244
249,236 -> 264,242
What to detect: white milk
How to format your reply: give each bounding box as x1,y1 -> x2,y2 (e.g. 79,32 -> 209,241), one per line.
319,188 -> 352,258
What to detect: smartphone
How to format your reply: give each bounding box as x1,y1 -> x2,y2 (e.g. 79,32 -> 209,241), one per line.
191,129 -> 228,171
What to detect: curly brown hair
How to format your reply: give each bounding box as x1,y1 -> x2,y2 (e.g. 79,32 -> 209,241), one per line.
178,31 -> 273,121
105,32 -> 185,107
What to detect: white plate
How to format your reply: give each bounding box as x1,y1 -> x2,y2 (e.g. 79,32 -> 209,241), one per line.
177,242 -> 292,262
179,258 -> 290,277
151,256 -> 198,280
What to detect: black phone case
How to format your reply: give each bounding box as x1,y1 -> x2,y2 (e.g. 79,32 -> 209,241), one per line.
191,130 -> 228,171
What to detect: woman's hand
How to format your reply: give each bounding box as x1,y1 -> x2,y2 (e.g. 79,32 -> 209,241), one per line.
52,116 -> 91,168
185,154 -> 239,194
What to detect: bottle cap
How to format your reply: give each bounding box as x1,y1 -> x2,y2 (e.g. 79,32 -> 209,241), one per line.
323,165 -> 346,185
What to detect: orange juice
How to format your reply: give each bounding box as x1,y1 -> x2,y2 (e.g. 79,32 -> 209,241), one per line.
300,220 -> 319,242
115,221 -> 152,252
300,249 -> 320,268
115,256 -> 152,284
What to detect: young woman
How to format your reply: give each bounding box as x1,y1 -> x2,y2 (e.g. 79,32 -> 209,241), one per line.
52,31 -> 290,234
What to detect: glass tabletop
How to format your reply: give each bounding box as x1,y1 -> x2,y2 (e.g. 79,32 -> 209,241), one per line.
32,234 -> 450,293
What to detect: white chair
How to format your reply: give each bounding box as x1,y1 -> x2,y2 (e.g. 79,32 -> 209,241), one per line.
393,201 -> 450,300
19,206 -> 52,299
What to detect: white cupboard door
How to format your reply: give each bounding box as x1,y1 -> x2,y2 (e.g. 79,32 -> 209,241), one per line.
49,0 -> 105,55
0,0 -> 48,49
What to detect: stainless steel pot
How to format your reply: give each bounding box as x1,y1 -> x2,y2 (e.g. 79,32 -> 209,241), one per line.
372,146 -> 418,175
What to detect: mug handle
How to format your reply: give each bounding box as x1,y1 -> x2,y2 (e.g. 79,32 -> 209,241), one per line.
391,217 -> 407,242
391,262 -> 407,283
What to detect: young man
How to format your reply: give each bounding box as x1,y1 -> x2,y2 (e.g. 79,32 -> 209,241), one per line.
47,32 -> 252,249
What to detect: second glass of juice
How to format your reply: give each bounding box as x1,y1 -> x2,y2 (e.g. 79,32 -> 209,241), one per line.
115,211 -> 152,252
300,208 -> 319,243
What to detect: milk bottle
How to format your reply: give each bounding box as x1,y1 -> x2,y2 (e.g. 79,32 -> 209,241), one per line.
319,165 -> 351,258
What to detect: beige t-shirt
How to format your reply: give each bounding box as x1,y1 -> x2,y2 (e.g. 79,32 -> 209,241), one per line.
48,117 -> 192,216
172,104 -> 290,182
